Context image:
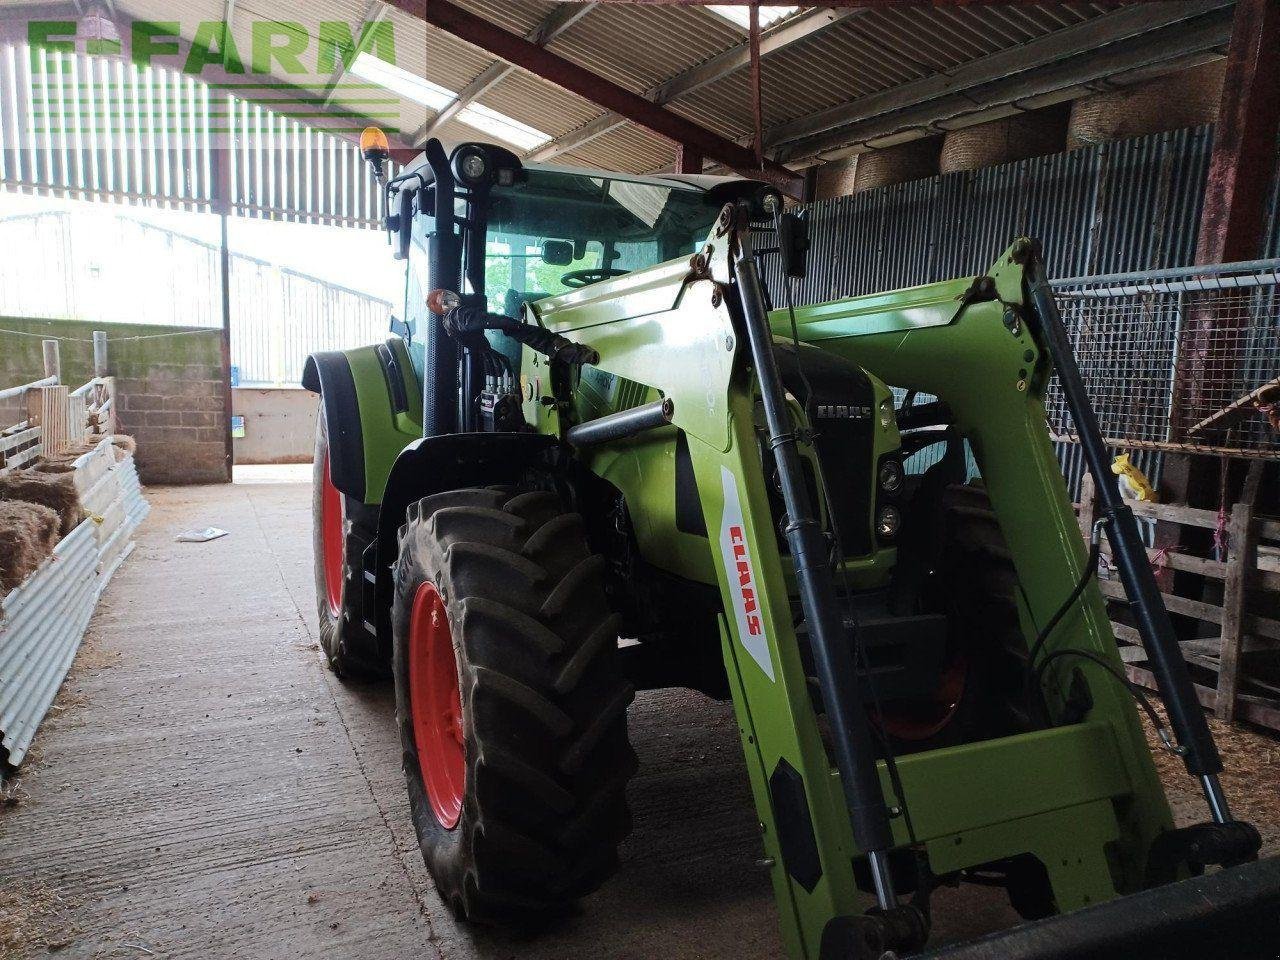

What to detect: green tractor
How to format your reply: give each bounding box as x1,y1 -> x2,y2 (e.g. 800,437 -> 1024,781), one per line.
303,134 -> 1279,958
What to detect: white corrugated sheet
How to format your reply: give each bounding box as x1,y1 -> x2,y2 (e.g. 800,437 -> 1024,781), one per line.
0,439 -> 148,768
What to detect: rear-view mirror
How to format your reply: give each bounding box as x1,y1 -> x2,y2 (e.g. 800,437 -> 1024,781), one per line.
542,239 -> 574,266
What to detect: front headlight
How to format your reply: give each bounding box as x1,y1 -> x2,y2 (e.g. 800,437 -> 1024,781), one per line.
878,397 -> 894,429
878,459 -> 903,495
460,152 -> 488,182
876,505 -> 902,539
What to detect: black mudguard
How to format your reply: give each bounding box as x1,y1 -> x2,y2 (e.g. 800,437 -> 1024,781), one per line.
373,432 -> 564,656
303,350 -> 366,499
303,338 -> 422,504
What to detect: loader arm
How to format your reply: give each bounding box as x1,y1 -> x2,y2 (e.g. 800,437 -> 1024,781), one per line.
769,245 -> 1174,891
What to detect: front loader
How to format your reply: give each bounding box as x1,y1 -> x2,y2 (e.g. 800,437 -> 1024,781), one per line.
303,133 -> 1280,959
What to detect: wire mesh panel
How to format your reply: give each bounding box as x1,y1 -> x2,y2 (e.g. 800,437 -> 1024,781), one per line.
1050,262 -> 1280,459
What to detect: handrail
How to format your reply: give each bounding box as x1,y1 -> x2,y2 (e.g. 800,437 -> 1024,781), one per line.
0,375 -> 57,403
69,377 -> 108,399
1052,257 -> 1280,289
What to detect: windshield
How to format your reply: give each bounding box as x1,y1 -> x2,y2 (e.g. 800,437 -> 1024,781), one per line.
481,168 -> 721,316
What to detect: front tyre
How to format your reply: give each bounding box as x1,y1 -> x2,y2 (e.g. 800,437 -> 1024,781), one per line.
312,412 -> 384,679
392,487 -> 635,921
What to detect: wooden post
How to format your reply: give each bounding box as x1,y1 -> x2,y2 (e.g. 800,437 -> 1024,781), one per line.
673,143 -> 702,175
93,331 -> 109,378
1216,500 -> 1257,722
213,149 -> 235,482
42,339 -> 61,383
1194,0 -> 1280,268
1077,472 -> 1096,546
26,385 -> 70,457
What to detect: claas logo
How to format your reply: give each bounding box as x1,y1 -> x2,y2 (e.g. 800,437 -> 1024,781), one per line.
728,526 -> 762,637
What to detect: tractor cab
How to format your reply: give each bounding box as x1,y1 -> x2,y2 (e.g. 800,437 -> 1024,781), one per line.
375,138 -> 772,434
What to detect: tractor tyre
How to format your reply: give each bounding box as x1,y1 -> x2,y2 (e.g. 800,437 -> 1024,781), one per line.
875,483 -> 1034,751
312,412 -> 384,679
391,486 -> 636,922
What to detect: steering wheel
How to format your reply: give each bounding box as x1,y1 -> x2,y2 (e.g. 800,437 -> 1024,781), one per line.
560,268 -> 628,289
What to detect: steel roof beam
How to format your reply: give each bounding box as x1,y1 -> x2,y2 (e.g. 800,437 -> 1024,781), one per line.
410,2 -> 598,146
385,0 -> 803,196
769,0 -> 1233,162
528,6 -> 860,163
321,0 -> 390,109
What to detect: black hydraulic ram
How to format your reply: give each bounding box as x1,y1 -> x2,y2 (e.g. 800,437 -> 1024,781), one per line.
566,397 -> 674,447
1022,243 -> 1230,821
730,204 -> 910,926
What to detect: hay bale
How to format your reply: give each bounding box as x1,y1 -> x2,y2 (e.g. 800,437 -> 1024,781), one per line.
109,434 -> 137,461
852,137 -> 942,192
0,501 -> 61,592
939,106 -> 1069,174
814,156 -> 858,200
1067,61 -> 1225,150
30,441 -> 95,474
0,471 -> 85,538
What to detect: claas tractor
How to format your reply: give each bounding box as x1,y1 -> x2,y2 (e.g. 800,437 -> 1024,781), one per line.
302,133 -> 1280,959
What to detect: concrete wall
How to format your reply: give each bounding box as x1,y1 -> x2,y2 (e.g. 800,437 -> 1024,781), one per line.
232,387 -> 318,464
0,317 -> 229,485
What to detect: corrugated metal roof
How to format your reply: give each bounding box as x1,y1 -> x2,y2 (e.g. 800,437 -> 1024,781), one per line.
471,68 -> 602,138
544,4 -> 743,94
0,0 -> 1214,183
683,2 -> 1121,135
561,122 -> 672,174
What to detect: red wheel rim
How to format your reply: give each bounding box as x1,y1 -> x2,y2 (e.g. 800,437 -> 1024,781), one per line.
874,656 -> 967,741
408,582 -> 465,830
320,454 -> 345,618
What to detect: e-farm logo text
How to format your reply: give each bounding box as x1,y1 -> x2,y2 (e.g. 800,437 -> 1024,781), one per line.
22,18 -> 404,137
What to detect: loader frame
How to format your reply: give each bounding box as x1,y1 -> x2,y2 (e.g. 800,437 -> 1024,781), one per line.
519,230 -> 1171,957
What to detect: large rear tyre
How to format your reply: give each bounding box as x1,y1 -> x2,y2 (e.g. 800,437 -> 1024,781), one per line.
875,483 -> 1034,751
312,412 -> 384,679
392,487 -> 636,921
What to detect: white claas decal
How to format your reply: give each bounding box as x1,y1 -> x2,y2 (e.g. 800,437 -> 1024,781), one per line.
720,467 -> 775,681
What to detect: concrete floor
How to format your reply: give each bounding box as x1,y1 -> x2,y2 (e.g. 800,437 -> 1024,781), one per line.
5,478 -> 1272,959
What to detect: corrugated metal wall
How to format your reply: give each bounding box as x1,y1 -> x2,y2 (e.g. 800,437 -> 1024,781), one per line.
762,126 -> 1230,502
0,210 -> 391,385
0,211 -> 223,326
0,42 -> 386,227
229,262 -> 391,385
766,126 -> 1214,302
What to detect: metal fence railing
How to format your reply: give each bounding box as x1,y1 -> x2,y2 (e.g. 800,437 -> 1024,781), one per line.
1050,261 -> 1280,460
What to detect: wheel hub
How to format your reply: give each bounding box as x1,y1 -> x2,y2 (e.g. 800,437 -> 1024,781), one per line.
875,655 -> 967,741
408,582 -> 465,829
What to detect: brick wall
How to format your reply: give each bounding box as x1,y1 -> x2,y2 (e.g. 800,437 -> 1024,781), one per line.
0,318 -> 228,484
